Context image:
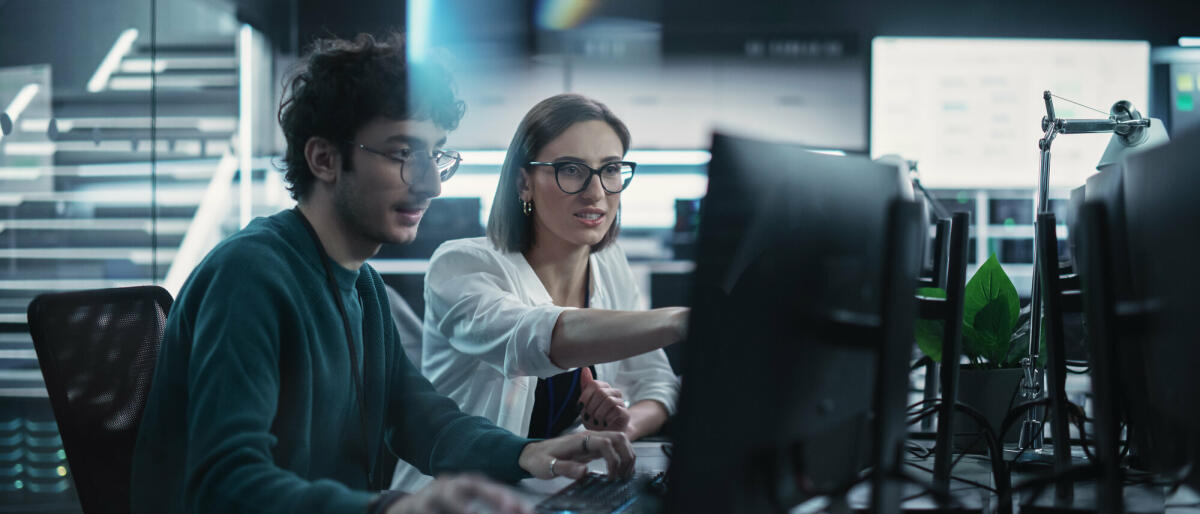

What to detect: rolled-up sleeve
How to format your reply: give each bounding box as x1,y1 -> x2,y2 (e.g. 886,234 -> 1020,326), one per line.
612,349 -> 679,415
604,245 -> 680,415
426,244 -> 570,379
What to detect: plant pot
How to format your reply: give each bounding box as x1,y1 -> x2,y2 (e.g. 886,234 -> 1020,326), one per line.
953,367 -> 1024,454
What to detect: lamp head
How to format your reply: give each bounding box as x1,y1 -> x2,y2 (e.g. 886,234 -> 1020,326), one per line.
1110,100 -> 1149,146
1097,101 -> 1169,172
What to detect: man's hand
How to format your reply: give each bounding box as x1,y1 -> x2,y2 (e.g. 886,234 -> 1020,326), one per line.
518,430 -> 635,479
386,474 -> 530,514
577,368 -> 631,434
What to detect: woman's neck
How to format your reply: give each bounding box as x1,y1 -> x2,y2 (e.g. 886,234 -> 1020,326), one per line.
524,236 -> 590,308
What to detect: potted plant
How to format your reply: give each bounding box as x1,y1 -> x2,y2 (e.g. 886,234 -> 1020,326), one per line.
916,254 -> 1042,451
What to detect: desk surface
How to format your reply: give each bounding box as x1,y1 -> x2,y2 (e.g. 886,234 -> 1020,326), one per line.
511,440 -> 1200,513
832,441 -> 1200,514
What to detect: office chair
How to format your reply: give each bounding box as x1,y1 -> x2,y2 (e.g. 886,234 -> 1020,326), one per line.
1036,212 -> 1084,503
26,286 -> 173,514
917,218 -> 952,430
913,212 -> 969,491
918,218 -> 953,290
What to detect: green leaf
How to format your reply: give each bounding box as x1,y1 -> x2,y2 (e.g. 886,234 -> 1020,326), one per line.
917,287 -> 946,300
914,288 -> 946,362
915,319 -> 944,362
961,324 -> 985,363
973,298 -> 1013,364
962,254 -> 1020,364
963,255 -> 1019,328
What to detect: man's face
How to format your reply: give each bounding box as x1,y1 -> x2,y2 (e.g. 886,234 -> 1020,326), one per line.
334,117 -> 447,246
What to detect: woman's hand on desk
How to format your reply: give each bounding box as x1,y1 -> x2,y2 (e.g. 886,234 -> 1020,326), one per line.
577,367 -> 631,433
518,430 -> 635,479
386,474 -> 530,514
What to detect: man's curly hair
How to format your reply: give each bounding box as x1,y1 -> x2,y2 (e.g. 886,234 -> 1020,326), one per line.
277,33 -> 466,200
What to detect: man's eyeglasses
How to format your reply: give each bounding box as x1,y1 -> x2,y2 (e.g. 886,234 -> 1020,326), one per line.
527,161 -> 636,195
349,141 -> 462,184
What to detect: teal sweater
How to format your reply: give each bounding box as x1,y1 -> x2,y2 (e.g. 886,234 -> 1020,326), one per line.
131,210 -> 531,514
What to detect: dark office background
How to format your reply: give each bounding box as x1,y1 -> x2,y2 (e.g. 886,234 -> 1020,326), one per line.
2,0 -> 1199,510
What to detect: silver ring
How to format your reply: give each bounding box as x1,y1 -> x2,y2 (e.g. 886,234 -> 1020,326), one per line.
549,457 -> 558,477
583,434 -> 590,453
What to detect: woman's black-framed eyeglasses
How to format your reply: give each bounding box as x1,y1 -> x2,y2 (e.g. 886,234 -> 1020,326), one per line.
349,141 -> 462,184
526,160 -> 636,195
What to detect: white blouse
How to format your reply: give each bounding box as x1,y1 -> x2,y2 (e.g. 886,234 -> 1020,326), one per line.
390,237 -> 679,491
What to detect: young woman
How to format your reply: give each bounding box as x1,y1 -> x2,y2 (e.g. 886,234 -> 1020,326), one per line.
390,94 -> 686,491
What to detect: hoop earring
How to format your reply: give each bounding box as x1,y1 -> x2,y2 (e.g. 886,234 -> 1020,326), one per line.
523,200 -> 533,216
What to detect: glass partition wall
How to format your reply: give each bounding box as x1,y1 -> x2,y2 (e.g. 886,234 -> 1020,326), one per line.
0,1 -> 254,509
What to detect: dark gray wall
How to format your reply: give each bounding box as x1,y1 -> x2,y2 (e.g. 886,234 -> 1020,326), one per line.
664,0 -> 1200,53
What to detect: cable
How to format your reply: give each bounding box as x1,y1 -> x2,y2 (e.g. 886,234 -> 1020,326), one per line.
1067,401 -> 1095,461
949,430 -> 985,471
912,177 -> 951,220
907,397 -> 940,412
911,355 -> 934,371
1050,93 -> 1112,117
907,406 -> 940,427
905,441 -> 935,460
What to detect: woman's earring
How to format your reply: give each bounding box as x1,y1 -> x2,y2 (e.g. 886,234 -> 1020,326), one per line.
523,200 -> 533,216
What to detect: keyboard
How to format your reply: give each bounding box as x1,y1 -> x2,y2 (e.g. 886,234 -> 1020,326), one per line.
535,471 -> 666,513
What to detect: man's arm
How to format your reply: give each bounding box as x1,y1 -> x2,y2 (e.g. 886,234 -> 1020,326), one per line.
380,303 -> 635,481
384,337 -> 533,481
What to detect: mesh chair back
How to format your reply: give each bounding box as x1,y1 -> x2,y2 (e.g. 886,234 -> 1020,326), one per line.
26,286 -> 172,514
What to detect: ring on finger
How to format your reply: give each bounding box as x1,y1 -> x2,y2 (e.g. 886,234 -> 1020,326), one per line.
583,434 -> 590,453
549,457 -> 558,478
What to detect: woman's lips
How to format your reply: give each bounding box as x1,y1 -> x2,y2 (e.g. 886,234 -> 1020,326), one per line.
574,211 -> 605,227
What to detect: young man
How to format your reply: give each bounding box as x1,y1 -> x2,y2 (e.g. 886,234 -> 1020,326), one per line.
130,34 -> 634,514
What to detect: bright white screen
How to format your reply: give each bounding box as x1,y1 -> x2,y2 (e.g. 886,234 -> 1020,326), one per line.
871,37 -> 1149,188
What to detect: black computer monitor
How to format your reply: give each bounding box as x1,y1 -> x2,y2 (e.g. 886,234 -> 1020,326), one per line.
670,198 -> 702,261
1116,125 -> 1200,483
1066,185 -> 1086,269
1081,155 -> 1179,475
666,132 -> 919,512
375,197 -> 484,315
1085,168 -> 1136,301
375,197 -> 483,260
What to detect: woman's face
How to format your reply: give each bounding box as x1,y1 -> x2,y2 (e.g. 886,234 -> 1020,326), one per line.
520,120 -> 624,251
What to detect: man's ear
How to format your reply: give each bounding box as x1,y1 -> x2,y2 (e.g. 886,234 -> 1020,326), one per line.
304,137 -> 343,185
518,167 -> 533,202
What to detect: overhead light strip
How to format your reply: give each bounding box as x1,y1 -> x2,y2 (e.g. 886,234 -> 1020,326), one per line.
87,28 -> 139,93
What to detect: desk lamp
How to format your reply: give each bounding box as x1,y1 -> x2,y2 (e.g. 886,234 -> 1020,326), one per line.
1019,91 -> 1168,466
